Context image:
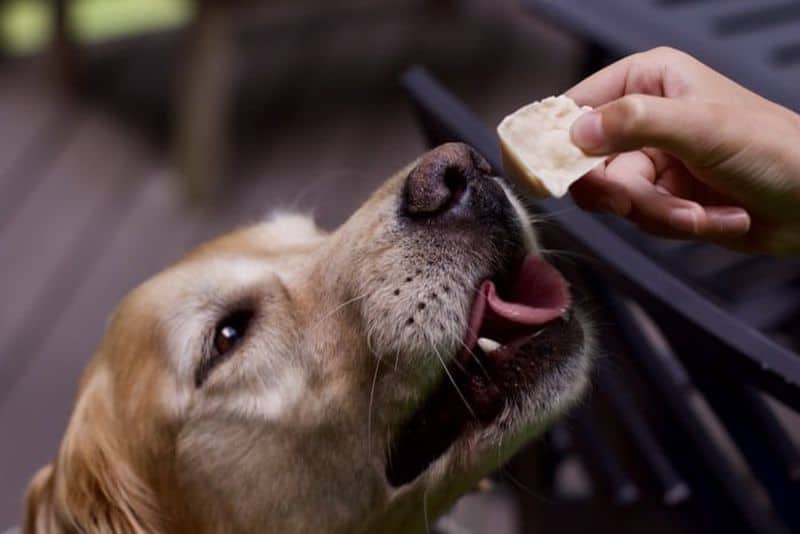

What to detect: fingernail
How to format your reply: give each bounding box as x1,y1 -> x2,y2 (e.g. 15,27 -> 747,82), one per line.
571,111 -> 606,152
669,208 -> 700,234
710,208 -> 751,235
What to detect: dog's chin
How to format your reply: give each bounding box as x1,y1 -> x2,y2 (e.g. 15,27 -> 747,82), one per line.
385,253 -> 588,489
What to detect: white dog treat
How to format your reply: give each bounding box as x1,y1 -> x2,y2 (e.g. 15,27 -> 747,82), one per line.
497,95 -> 606,198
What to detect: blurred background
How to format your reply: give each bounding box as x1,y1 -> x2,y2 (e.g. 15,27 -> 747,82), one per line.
0,0 -> 799,532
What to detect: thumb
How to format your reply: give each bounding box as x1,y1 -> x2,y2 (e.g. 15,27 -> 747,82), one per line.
570,94 -> 739,167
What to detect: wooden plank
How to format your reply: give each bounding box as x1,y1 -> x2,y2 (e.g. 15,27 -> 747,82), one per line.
0,169 -> 204,526
0,67 -> 48,173
189,105 -> 364,242
0,70 -> 71,207
0,112 -> 143,362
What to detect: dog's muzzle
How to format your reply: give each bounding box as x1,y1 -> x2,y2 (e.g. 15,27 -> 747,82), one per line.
386,143 -> 577,487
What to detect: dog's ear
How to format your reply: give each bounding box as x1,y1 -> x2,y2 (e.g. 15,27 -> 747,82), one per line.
23,464 -> 57,533
54,424 -> 160,533
24,372 -> 162,533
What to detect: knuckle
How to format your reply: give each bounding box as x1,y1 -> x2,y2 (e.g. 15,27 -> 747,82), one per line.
648,46 -> 684,61
614,95 -> 649,133
628,49 -> 659,72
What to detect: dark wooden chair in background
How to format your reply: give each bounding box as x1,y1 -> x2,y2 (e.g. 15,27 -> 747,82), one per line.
43,0 -> 235,202
34,0 -> 459,203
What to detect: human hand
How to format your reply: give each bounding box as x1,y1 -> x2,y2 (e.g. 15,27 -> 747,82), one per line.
566,47 -> 800,255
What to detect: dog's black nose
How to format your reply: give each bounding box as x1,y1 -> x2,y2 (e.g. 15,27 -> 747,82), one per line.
403,143 -> 492,217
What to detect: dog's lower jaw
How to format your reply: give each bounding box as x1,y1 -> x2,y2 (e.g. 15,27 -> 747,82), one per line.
360,418 -> 552,534
365,312 -> 593,534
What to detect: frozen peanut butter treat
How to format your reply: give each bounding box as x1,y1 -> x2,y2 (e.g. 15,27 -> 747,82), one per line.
498,95 -> 606,198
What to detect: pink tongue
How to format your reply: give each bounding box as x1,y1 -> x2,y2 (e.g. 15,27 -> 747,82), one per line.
465,255 -> 570,348
485,255 -> 570,324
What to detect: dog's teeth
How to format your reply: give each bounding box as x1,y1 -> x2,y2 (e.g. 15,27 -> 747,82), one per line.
477,337 -> 502,354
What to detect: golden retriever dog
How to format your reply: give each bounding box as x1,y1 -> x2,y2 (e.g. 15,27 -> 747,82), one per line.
23,143 -> 591,533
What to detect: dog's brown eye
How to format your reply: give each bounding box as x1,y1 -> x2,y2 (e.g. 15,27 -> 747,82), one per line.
213,310 -> 252,355
214,324 -> 241,354
196,309 -> 254,387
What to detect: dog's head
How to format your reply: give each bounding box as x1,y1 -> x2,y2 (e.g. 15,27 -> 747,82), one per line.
24,143 -> 591,533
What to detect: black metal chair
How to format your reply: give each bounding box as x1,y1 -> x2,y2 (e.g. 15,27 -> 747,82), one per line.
401,65 -> 800,534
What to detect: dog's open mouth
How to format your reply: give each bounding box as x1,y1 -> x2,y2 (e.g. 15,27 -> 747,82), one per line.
385,254 -> 570,487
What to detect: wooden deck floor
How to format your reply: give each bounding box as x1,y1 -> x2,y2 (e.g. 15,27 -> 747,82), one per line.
0,1 -> 585,527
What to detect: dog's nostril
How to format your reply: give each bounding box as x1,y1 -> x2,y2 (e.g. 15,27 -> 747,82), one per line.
443,166 -> 464,190
403,142 -> 490,217
443,167 -> 467,204
404,164 -> 456,216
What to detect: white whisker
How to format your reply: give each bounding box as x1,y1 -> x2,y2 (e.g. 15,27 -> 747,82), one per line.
309,292 -> 369,331
428,334 -> 476,421
452,335 -> 490,381
367,354 -> 382,460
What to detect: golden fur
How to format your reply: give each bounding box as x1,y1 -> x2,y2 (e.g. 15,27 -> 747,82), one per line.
23,148 -> 591,533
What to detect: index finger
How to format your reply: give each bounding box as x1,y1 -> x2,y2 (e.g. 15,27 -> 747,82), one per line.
565,56 -> 636,107
565,48 -> 675,106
